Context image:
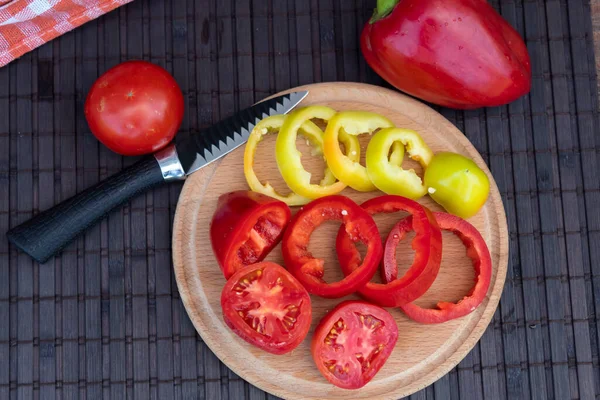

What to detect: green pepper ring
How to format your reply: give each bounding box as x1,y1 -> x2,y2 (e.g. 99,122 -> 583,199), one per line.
365,127 -> 433,199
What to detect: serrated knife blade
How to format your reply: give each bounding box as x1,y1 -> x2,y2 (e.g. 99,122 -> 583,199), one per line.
175,91 -> 308,176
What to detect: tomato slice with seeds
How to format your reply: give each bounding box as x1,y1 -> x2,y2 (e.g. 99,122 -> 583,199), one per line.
221,262 -> 312,355
311,301 -> 398,389
210,191 -> 291,279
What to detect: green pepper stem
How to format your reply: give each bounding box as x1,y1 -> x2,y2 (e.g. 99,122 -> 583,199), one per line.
370,0 -> 399,23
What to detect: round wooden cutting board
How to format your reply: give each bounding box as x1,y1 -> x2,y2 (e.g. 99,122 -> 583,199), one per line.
172,82 -> 508,399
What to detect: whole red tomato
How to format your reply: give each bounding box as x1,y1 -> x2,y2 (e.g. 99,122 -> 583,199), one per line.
84,61 -> 184,156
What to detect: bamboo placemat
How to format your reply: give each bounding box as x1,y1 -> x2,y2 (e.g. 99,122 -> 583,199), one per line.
1,0 -> 599,399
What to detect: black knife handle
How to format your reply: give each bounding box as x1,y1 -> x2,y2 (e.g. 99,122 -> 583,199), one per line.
7,156 -> 166,264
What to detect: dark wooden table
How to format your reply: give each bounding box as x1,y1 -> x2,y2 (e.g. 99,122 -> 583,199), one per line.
593,0 -> 600,100
1,1 -> 600,399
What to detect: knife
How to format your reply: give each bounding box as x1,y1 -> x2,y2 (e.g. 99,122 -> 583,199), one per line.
7,91 -> 308,264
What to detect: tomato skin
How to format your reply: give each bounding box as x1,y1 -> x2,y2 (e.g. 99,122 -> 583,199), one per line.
281,196 -> 382,298
311,301 -> 398,389
424,152 -> 490,219
84,61 -> 184,156
221,262 -> 312,354
210,191 -> 291,279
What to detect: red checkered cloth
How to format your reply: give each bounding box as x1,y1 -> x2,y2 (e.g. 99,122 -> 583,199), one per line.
0,0 -> 133,67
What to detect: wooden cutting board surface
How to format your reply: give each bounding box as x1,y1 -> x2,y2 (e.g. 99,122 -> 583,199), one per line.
172,82 -> 508,399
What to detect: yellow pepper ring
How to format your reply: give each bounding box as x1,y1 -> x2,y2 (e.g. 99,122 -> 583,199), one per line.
244,115 -> 332,206
275,106 -> 360,199
323,111 -> 396,192
365,127 -> 434,199
388,141 -> 405,167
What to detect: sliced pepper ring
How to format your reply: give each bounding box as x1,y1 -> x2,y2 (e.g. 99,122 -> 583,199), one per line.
336,195 -> 442,307
244,115 -> 334,206
365,127 -> 433,199
281,195 -> 383,298
398,212 -> 492,324
210,190 -> 292,279
323,111 -> 397,192
275,106 -> 360,199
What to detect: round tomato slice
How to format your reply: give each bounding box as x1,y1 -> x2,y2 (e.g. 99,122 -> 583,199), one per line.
221,262 -> 312,355
311,301 -> 398,389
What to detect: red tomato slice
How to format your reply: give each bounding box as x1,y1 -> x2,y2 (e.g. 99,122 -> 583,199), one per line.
211,191 -> 291,279
311,301 -> 398,389
221,262 -> 312,355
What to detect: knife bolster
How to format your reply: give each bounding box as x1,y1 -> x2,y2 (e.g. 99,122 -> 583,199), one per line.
155,143 -> 186,181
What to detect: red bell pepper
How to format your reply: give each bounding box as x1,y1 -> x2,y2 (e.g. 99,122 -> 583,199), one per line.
281,196 -> 382,298
336,195 -> 442,307
397,212 -> 493,324
210,191 -> 291,279
361,0 -> 531,109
